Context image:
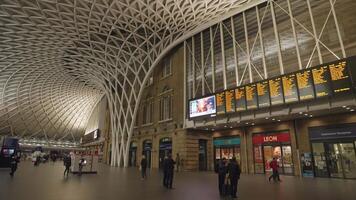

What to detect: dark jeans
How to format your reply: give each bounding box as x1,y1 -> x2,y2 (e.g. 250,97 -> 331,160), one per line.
269,170 -> 280,182
141,168 -> 147,179
218,174 -> 225,195
230,177 -> 238,198
163,171 -> 168,187
167,171 -> 174,188
10,165 -> 17,176
64,166 -> 70,176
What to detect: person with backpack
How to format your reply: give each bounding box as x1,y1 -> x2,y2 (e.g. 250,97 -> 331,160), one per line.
227,157 -> 241,199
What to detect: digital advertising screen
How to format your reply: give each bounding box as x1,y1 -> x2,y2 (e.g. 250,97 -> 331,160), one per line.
235,87 -> 246,111
189,95 -> 216,118
216,92 -> 226,115
296,69 -> 315,101
225,89 -> 235,113
269,77 -> 284,105
246,84 -> 258,110
312,65 -> 332,98
329,60 -> 352,94
282,74 -> 299,103
257,81 -> 270,108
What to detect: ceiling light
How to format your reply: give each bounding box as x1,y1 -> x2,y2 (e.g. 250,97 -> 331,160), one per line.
342,106 -> 347,108
346,107 -> 351,110
224,125 -> 227,128
350,109 -> 354,112
309,115 -> 313,117
265,117 -> 269,119
230,126 -> 233,129
245,122 -> 249,125
212,129 -> 215,131
299,112 -> 303,114
251,123 -> 255,125
272,118 -> 275,121
304,113 -> 308,116
277,120 -> 281,122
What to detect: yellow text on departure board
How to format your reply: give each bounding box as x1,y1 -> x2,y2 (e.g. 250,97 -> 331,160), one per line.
225,90 -> 234,112
330,61 -> 348,81
312,67 -> 328,84
269,79 -> 281,97
257,82 -> 267,96
282,75 -> 295,96
297,71 -> 311,89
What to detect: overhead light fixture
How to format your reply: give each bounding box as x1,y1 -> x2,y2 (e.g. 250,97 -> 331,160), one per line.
299,112 -> 303,114
212,128 -> 215,131
230,126 -> 233,129
251,123 -> 255,125
265,117 -> 269,119
224,125 -> 227,128
272,118 -> 275,121
346,107 -> 351,110
350,109 -> 355,112
304,113 -> 308,116
277,120 -> 281,122
342,106 -> 347,108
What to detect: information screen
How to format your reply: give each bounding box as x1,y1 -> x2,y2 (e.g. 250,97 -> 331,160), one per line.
246,84 -> 258,109
216,92 -> 226,115
312,66 -> 332,98
225,89 -> 235,113
269,77 -> 284,105
257,81 -> 270,108
189,95 -> 216,118
282,74 -> 299,103
329,60 -> 352,94
296,69 -> 315,100
235,87 -> 246,111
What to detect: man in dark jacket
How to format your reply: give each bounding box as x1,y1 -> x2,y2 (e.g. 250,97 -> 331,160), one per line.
227,157 -> 241,199
216,158 -> 227,196
140,155 -> 147,180
63,155 -> 71,177
163,154 -> 175,189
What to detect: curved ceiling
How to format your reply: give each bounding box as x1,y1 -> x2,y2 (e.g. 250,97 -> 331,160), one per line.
0,0 -> 259,142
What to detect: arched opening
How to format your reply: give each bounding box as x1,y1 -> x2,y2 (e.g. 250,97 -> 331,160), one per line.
129,141 -> 138,167
142,140 -> 152,168
159,137 -> 172,169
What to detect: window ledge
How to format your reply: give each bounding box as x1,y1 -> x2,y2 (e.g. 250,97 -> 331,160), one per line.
160,73 -> 172,80
141,123 -> 154,127
158,119 -> 173,124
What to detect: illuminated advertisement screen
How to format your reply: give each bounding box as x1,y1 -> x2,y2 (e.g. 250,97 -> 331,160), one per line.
189,95 -> 216,118
216,92 -> 226,115
329,60 -> 352,94
296,69 -> 315,101
312,65 -> 332,98
225,89 -> 235,113
257,81 -> 270,108
282,74 -> 299,103
235,87 -> 246,111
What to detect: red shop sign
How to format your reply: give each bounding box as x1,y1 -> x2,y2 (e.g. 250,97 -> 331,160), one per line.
252,132 -> 290,145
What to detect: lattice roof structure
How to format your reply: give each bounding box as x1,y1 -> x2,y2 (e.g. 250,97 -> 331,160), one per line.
0,0 -> 263,165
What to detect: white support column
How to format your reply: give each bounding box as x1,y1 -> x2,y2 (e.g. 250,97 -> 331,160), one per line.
256,6 -> 268,79
220,22 -> 227,90
329,0 -> 346,58
231,16 -> 240,86
270,1 -> 284,75
307,0 -> 323,64
210,27 -> 216,92
287,0 -> 302,70
243,12 -> 253,83
183,41 -> 187,128
201,32 -> 205,95
192,36 -> 196,98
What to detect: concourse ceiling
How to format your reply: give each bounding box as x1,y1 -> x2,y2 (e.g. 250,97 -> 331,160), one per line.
0,0 -> 260,142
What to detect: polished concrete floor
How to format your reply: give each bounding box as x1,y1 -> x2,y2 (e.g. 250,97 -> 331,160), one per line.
1,161 -> 356,200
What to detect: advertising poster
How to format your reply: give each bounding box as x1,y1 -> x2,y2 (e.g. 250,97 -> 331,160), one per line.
189,95 -> 216,118
301,152 -> 314,177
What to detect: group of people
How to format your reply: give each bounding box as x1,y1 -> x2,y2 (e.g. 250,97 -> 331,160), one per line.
140,153 -> 178,189
216,157 -> 241,199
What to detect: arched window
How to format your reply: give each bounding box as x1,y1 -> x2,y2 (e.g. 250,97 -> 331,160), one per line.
159,86 -> 173,121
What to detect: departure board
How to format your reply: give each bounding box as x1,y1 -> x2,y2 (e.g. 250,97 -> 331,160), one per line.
296,70 -> 315,100
269,77 -> 284,105
235,87 -> 246,111
225,89 -> 235,113
282,74 -> 299,103
216,92 -> 225,115
246,84 -> 258,109
329,60 -> 352,94
257,81 -> 270,108
312,66 -> 332,98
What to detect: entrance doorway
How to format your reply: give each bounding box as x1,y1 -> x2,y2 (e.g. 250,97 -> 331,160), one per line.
159,137 -> 172,169
142,140 -> 152,168
199,139 -> 207,171
129,142 -> 137,167
262,145 -> 293,174
312,142 -> 356,179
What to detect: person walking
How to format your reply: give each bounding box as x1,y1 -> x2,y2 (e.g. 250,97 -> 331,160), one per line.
9,154 -> 19,177
227,157 -> 241,199
63,154 -> 72,177
78,157 -> 85,176
216,158 -> 228,196
163,154 -> 175,189
268,157 -> 281,182
140,155 -> 148,180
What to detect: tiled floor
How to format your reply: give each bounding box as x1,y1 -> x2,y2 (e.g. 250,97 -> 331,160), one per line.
1,161 -> 356,200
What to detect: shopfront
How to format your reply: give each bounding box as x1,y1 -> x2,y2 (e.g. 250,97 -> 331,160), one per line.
142,140 -> 152,168
214,137 -> 241,164
253,132 -> 294,175
309,124 -> 356,179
